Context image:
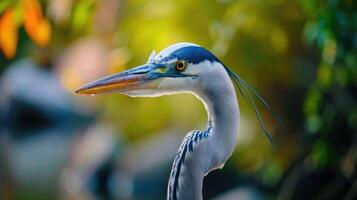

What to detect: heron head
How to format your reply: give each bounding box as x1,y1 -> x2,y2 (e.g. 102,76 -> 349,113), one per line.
75,42 -> 276,143
75,43 -> 224,97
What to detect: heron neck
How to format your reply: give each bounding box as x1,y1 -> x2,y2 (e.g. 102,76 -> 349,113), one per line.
167,71 -> 240,200
200,76 -> 240,160
198,63 -> 240,139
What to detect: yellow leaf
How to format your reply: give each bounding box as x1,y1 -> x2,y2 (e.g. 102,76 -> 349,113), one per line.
0,9 -> 18,59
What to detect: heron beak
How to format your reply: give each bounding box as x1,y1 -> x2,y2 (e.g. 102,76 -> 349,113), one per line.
75,64 -> 162,95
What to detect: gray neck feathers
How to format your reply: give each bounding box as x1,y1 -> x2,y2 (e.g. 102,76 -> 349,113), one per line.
167,63 -> 240,200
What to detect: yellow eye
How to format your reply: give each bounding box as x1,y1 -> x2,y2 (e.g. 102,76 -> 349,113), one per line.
175,60 -> 187,72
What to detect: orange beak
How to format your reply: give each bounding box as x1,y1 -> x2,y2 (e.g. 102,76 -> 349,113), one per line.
75,64 -> 158,95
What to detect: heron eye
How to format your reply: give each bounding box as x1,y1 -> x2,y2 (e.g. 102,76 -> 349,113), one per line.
175,61 -> 187,72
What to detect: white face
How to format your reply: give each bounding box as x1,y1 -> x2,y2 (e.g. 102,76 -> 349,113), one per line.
122,61 -> 202,97
123,43 -> 229,97
123,60 -> 229,98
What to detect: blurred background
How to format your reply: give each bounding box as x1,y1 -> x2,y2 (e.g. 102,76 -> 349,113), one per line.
0,0 -> 356,199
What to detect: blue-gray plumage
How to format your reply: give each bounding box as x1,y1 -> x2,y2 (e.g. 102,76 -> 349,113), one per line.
76,42 -> 274,200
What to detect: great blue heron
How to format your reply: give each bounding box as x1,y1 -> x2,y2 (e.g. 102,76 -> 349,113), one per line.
76,42 -> 274,200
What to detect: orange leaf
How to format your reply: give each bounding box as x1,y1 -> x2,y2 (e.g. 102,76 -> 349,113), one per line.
33,19 -> 51,47
23,0 -> 48,46
0,9 -> 18,58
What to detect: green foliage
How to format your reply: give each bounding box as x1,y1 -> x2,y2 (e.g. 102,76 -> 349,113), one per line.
71,0 -> 97,34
